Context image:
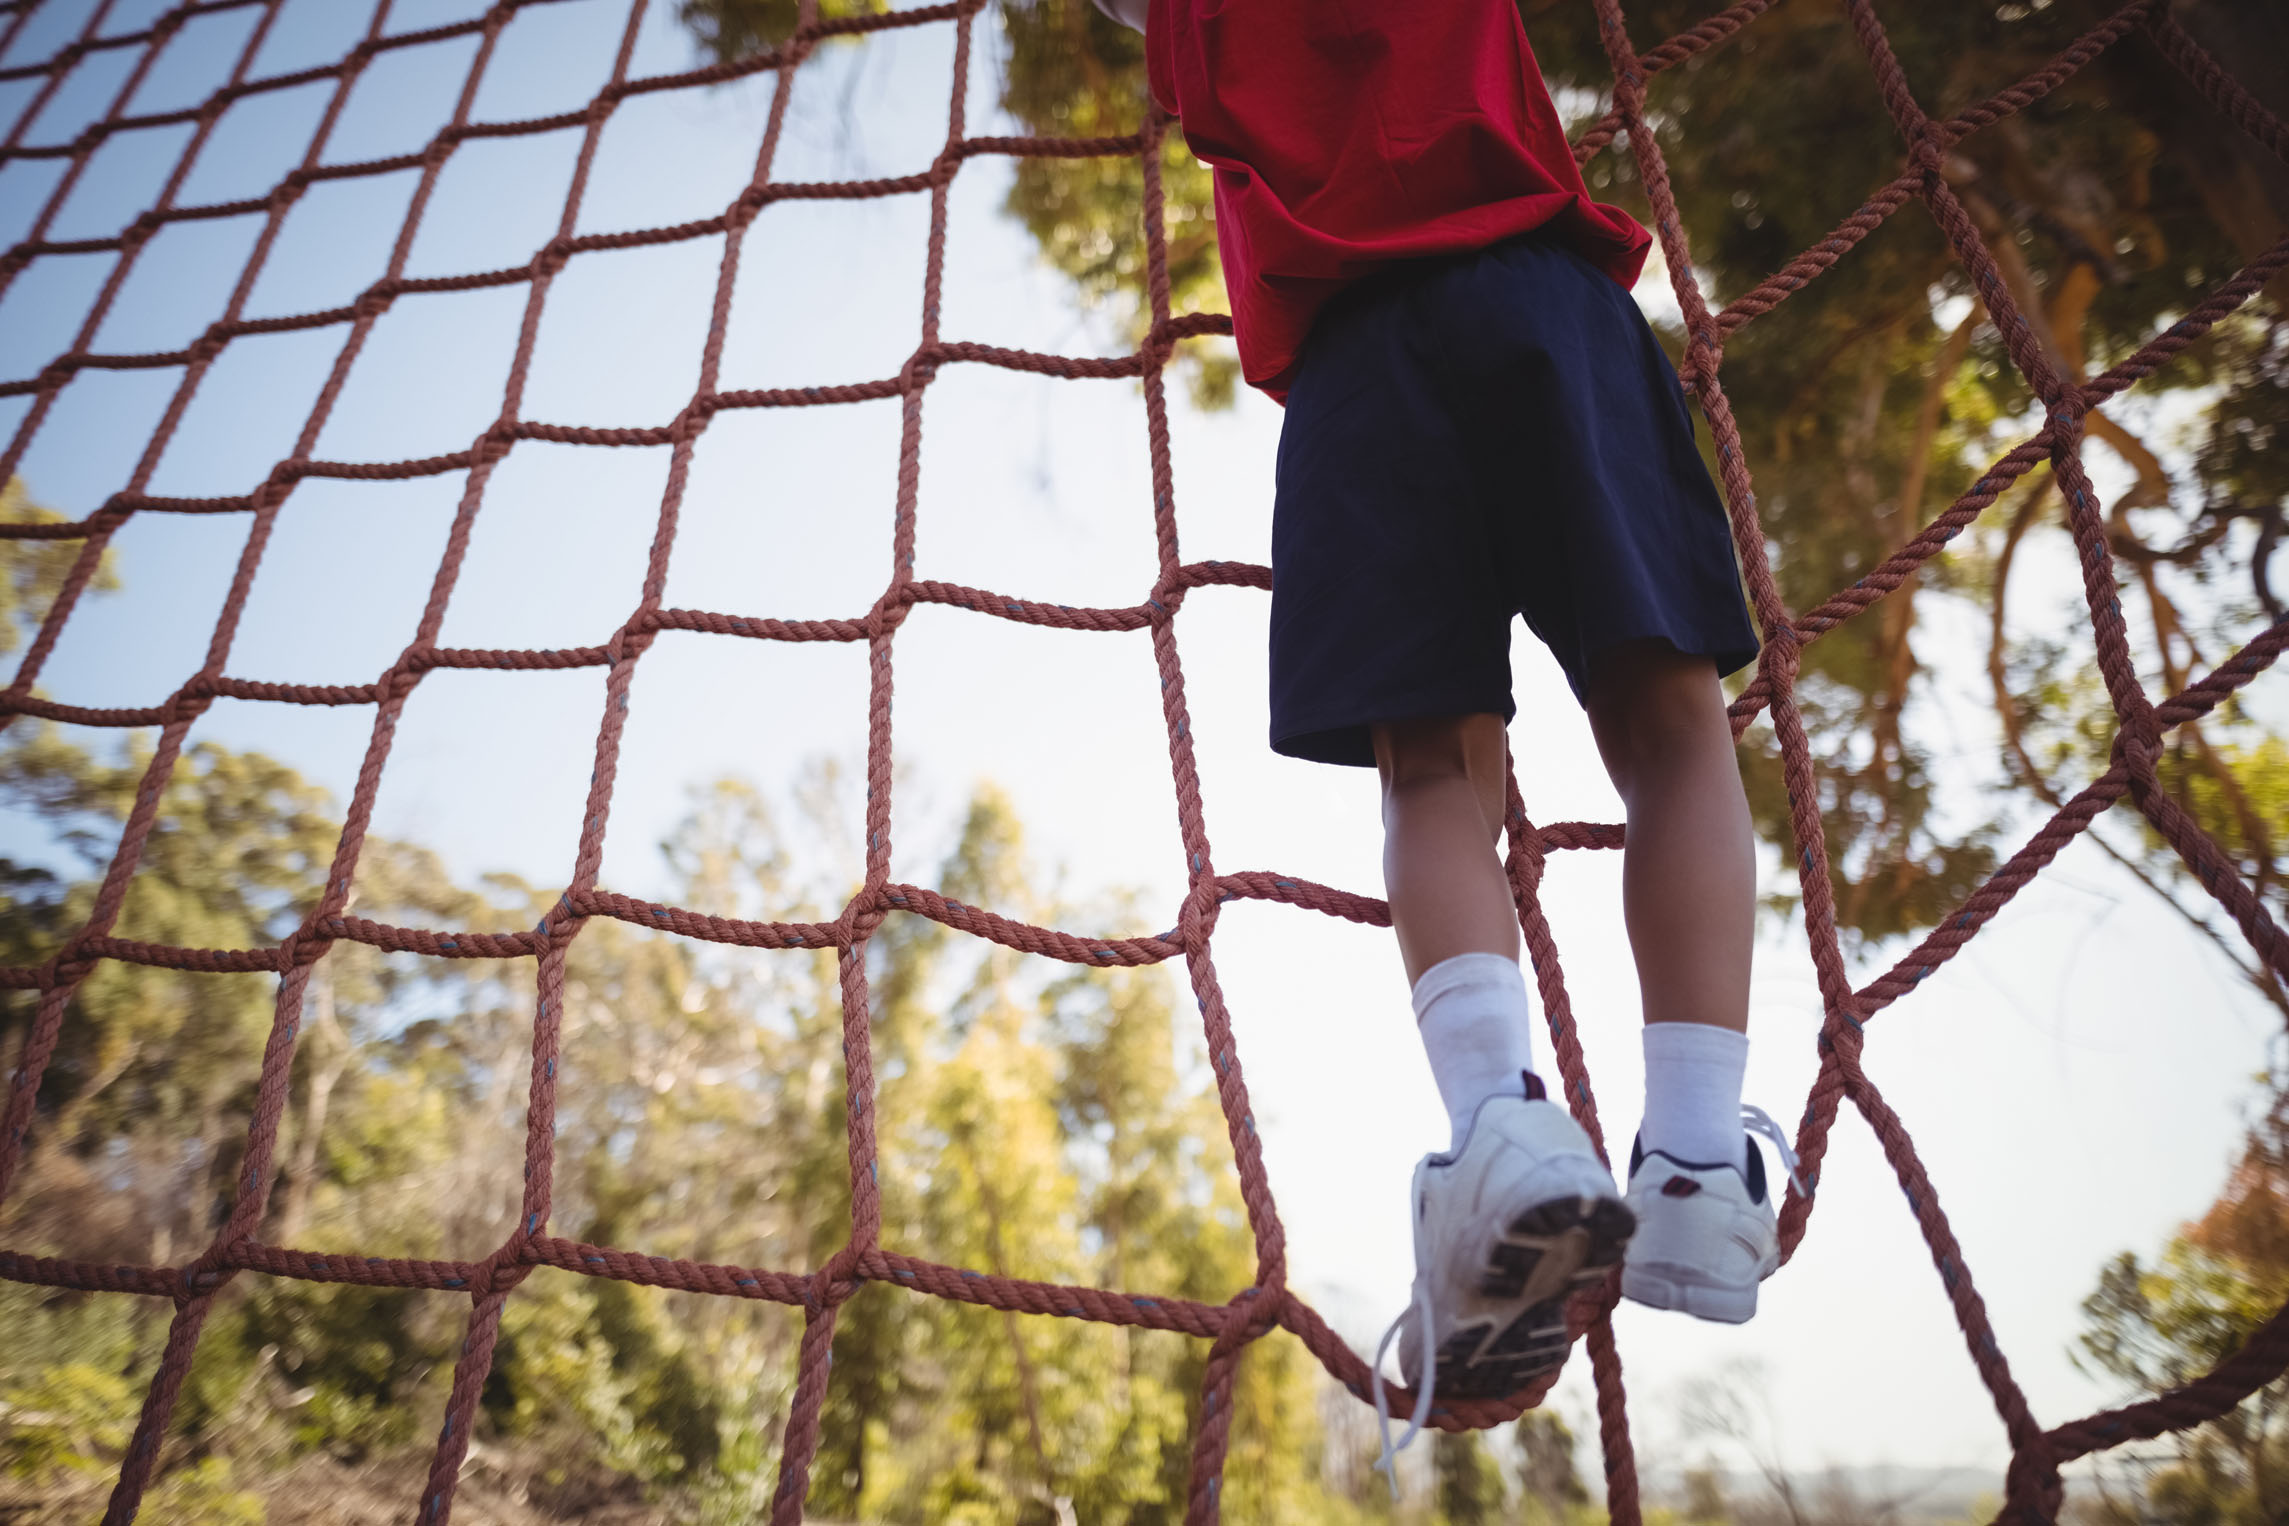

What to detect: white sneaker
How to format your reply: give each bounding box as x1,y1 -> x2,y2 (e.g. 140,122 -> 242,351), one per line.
1370,1077 -> 1633,1489
1619,1105 -> 1800,1324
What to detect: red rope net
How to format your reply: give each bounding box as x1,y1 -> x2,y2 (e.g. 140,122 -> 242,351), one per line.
1,0 -> 2286,1521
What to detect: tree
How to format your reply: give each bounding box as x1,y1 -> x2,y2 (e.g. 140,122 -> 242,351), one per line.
2076,1093 -> 2289,1525
1,711 -> 1377,1519
677,0 -> 1235,403
0,478 -> 112,660
1433,1427 -> 1508,1524
1518,0 -> 2289,979
1516,1409 -> 1592,1524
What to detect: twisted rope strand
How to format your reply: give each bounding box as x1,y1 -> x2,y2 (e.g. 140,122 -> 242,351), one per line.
2,1 -> 2287,1521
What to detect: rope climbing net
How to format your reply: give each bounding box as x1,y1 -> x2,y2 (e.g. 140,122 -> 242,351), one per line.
1,0 -> 2287,1520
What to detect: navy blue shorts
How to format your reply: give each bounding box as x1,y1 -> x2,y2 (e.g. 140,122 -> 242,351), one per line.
1268,232 -> 1760,767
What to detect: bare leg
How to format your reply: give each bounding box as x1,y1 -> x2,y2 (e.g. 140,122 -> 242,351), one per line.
1583,640 -> 1754,1032
1373,713 -> 1517,983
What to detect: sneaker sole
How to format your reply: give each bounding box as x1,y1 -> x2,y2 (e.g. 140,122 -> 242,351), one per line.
1434,1193 -> 1635,1398
1619,1265 -> 1758,1324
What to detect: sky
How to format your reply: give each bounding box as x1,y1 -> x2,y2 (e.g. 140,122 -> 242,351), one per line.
2,0 -> 2284,1490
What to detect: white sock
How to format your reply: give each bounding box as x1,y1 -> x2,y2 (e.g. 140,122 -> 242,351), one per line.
1640,1021 -> 1749,1166
1413,953 -> 1535,1152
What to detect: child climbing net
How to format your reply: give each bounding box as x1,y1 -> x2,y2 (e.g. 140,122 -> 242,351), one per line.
1,0 -> 2287,1523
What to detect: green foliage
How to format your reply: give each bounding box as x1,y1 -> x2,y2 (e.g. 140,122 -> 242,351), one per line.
678,0 -> 1238,406
2154,731 -> 2289,884
0,1285 -> 264,1524
996,0 -> 1233,406
2077,1104 -> 2289,1523
1678,1464 -> 1729,1526
0,476 -> 115,658
675,0 -> 886,57
1516,1410 -> 1594,1524
0,734 -> 1362,1518
1521,0 -> 2288,957
1433,1429 -> 1506,1525
0,1361 -> 138,1481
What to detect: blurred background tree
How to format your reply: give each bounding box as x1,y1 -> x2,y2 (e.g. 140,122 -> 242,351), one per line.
2075,1084 -> 2289,1525
0,548 -> 1372,1521
1519,0 -> 2289,1005
680,0 -> 1232,401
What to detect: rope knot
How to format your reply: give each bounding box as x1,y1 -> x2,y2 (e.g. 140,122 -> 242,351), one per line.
541,895 -> 584,950
38,948 -> 96,991
1908,122 -> 1948,178
1820,1003 -> 1868,1069
812,1244 -> 868,1309
1179,877 -> 1223,943
379,662 -> 425,704
279,928 -> 335,971
2114,716 -> 2166,796
1144,578 -> 1189,619
258,460 -> 312,504
472,1248 -> 532,1297
179,1250 -> 233,1300
863,587 -> 914,638
897,349 -> 940,394
159,687 -> 214,727
843,898 -> 889,946
531,238 -> 575,279
1223,1281 -> 1285,1345
476,420 -> 519,464
605,625 -> 656,666
1754,628 -> 1803,690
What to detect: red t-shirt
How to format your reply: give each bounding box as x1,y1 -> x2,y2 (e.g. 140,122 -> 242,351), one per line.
1145,0 -> 1653,401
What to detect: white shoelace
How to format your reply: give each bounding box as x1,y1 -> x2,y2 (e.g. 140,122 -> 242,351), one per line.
1740,1103 -> 1806,1195
1369,1155 -> 1438,1499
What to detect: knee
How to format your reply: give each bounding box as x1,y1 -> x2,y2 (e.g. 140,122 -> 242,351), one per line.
1373,714 -> 1508,826
1585,643 -> 1728,788
1374,714 -> 1489,781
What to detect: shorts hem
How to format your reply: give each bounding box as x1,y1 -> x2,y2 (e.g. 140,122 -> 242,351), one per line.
1561,619 -> 1761,702
1272,692 -> 1519,769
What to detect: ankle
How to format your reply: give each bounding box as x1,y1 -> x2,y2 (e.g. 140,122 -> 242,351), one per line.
1639,1021 -> 1748,1166
1413,953 -> 1535,1150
